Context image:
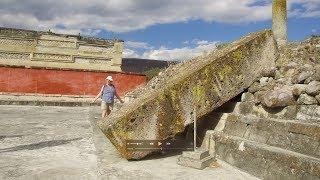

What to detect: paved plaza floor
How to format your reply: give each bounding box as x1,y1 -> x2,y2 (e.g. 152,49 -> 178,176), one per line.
0,105 -> 258,180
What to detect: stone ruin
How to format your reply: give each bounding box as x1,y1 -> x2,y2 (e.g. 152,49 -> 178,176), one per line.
98,0 -> 320,178
98,30 -> 278,159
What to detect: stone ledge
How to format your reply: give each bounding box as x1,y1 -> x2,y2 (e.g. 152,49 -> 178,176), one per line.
0,93 -> 122,107
223,113 -> 320,158
210,131 -> 320,179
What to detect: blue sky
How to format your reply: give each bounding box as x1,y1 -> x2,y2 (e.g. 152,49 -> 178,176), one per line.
0,0 -> 319,60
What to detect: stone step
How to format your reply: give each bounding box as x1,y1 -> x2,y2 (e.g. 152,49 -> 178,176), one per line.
177,153 -> 215,170
0,93 -> 125,109
208,131 -> 320,179
181,149 -> 210,160
223,113 -> 320,158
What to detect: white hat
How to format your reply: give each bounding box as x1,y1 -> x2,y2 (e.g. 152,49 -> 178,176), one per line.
106,76 -> 113,81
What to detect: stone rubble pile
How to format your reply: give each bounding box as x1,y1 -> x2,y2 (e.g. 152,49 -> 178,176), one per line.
247,60 -> 320,108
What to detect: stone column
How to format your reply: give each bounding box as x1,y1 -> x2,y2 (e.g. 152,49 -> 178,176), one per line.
272,0 -> 287,46
112,41 -> 123,71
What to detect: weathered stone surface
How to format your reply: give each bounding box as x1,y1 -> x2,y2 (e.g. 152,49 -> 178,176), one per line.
274,70 -> 283,80
181,149 -> 210,160
261,67 -> 277,77
261,87 -> 295,108
306,81 -> 320,96
210,131 -> 320,179
316,95 -> 320,104
297,94 -> 318,105
312,65 -> 320,81
259,77 -> 269,85
253,91 -> 267,104
291,71 -> 313,84
241,92 -> 255,102
248,82 -> 261,93
177,154 -> 215,170
297,105 -> 320,121
222,113 -> 320,158
98,30 -> 277,159
292,84 -> 307,96
248,80 -> 276,94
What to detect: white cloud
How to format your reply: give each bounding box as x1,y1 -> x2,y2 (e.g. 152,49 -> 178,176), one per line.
126,41 -> 153,49
0,0 -> 317,34
123,48 -> 141,58
0,0 -> 275,33
124,40 -> 218,61
289,0 -> 320,17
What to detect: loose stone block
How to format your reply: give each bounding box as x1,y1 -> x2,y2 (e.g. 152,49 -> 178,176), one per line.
178,149 -> 216,170
98,30 -> 277,159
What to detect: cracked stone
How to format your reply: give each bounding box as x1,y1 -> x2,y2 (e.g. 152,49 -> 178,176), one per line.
261,87 -> 295,108
297,94 -> 318,105
306,81 -> 320,96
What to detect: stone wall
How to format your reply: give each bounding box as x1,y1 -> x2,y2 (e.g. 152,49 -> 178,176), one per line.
0,67 -> 146,96
0,27 -> 123,71
98,30 -> 278,159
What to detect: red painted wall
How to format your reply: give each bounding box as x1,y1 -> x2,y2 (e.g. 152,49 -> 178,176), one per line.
0,67 -> 146,96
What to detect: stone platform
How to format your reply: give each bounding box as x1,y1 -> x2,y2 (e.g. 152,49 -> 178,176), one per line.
0,105 -> 259,180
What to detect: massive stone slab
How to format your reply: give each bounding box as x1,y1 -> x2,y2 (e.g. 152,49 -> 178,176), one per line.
98,30 -> 278,159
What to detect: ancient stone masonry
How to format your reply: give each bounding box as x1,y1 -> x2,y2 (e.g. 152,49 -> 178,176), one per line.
201,35 -> 320,179
0,27 -> 123,71
98,30 -> 278,159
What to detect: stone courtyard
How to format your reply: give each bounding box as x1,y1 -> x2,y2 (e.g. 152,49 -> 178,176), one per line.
0,105 -> 258,180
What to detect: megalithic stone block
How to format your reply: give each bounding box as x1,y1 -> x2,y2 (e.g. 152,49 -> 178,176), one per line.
98,30 -> 278,160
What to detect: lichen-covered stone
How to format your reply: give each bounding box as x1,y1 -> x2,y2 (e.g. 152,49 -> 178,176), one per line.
297,94 -> 318,105
291,71 -> 313,84
316,95 -> 320,104
98,30 -> 277,159
306,81 -> 320,96
260,77 -> 269,85
292,84 -> 307,96
241,92 -> 255,102
261,67 -> 277,77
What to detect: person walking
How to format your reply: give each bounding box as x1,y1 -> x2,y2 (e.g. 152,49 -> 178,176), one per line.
92,76 -> 124,118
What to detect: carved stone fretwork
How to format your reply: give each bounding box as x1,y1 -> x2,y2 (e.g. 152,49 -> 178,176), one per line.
38,40 -> 76,48
0,28 -> 38,39
0,38 -> 35,46
32,53 -> 73,62
74,57 -> 111,64
0,51 -> 30,60
0,27 -> 123,71
89,59 -> 112,64
79,45 -> 113,53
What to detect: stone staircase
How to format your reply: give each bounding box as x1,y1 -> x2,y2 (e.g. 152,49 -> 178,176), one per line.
203,93 -> 320,179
